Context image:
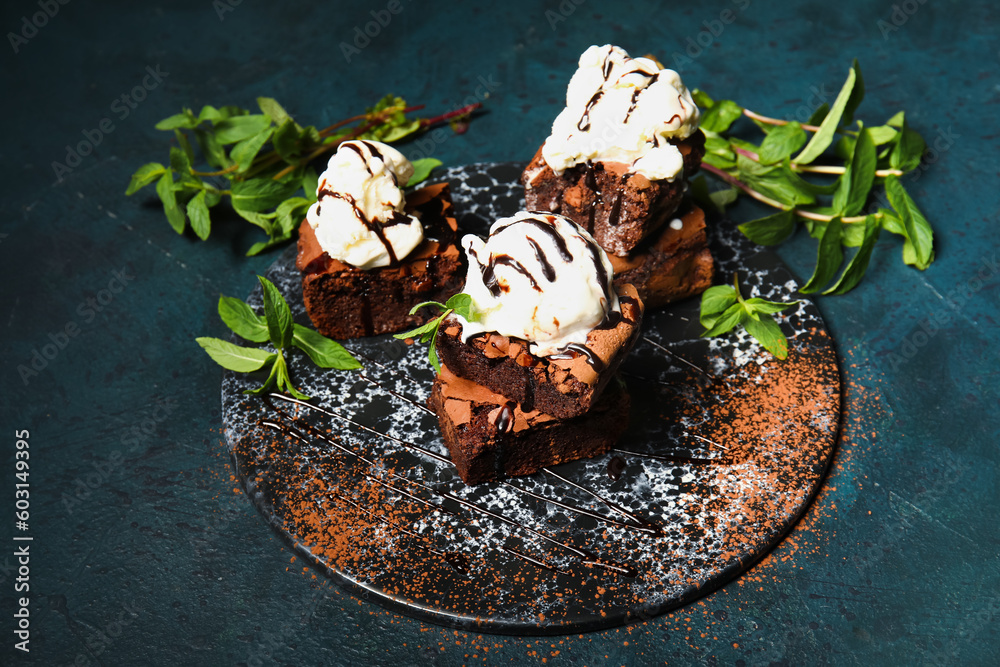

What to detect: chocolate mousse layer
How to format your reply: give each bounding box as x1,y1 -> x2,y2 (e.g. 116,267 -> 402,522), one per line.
435,284 -> 643,420
521,131 -> 706,256
609,202 -> 713,308
429,363 -> 630,484
296,182 -> 465,339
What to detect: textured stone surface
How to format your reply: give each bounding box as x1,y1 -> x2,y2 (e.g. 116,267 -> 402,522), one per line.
1,0 -> 998,664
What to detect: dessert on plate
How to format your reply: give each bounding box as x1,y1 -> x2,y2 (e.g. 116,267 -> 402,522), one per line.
296,140 -> 465,338
428,211 -> 643,483
522,44 -> 712,305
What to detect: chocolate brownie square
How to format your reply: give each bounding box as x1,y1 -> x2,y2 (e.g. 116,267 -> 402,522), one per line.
609,202 -> 714,308
435,284 -> 643,420
296,182 -> 465,339
521,131 -> 706,256
429,363 -> 630,484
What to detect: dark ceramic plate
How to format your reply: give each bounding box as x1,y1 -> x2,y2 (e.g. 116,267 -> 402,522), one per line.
221,162 -> 841,635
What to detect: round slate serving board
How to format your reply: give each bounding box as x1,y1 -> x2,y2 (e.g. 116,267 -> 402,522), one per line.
221,162 -> 841,635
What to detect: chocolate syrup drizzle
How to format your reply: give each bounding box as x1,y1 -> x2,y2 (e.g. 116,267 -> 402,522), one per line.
314,140 -> 416,269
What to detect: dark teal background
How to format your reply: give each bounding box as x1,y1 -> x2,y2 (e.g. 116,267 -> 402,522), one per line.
2,0 -> 998,664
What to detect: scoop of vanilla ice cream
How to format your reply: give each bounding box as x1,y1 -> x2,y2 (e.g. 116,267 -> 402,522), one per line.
541,44 -> 700,181
305,140 -> 422,269
453,212 -> 619,357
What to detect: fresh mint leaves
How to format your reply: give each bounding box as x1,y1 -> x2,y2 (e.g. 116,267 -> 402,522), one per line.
128,95 -> 480,256
394,293 -> 478,373
197,276 -> 361,399
692,60 -> 934,296
699,275 -> 799,360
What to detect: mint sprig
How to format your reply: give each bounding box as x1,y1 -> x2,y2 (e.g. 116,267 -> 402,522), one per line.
691,60 -> 934,294
127,95 -> 480,256
196,276 -> 361,399
699,274 -> 799,360
393,293 -> 478,373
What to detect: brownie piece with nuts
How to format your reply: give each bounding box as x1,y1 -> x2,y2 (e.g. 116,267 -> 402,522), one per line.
521,131 -> 706,256
609,201 -> 713,308
296,182 -> 465,339
435,284 -> 643,420
428,363 -> 630,484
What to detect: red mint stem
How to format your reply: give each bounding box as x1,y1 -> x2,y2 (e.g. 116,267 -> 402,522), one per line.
421,102 -> 482,128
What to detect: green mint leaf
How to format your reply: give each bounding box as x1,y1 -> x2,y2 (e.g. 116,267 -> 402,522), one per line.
889,115 -> 926,172
832,126 -> 876,216
394,312 -> 446,343
196,337 -> 275,372
169,146 -> 192,176
274,354 -> 311,400
199,105 -> 247,124
194,128 -> 231,169
878,207 -> 905,235
231,127 -> 275,174
375,119 -> 421,143
691,89 -> 714,109
301,168 -> 319,202
231,177 -> 299,212
841,217 -> 868,247
758,122 -> 807,164
186,190 -> 211,240
807,103 -> 830,127
701,302 -> 744,338
699,284 -> 739,328
699,99 -> 744,133
218,295 -> 269,342
155,171 -> 186,234
292,324 -> 362,370
243,355 -> 281,396
794,65 -> 857,165
867,124 -> 898,146
427,323 -> 443,374
701,151 -> 737,171
275,197 -> 312,235
174,129 -> 196,164
257,97 -> 292,126
800,216 -> 845,293
743,297 -> 799,316
841,59 -> 865,127
155,110 -> 197,130
213,114 -> 272,144
737,155 -> 815,207
708,187 -> 739,213
258,275 -> 293,349
885,175 -> 933,269
245,232 -> 293,257
407,300 -> 447,316
738,210 -> 796,246
125,162 -> 166,195
743,314 -> 789,360
407,158 -> 443,187
704,135 -> 735,160
444,293 -> 477,321
273,119 -> 304,161
825,215 -> 880,295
